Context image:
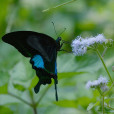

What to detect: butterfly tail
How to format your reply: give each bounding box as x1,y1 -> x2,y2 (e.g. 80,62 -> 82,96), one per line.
54,77 -> 58,101
34,81 -> 41,93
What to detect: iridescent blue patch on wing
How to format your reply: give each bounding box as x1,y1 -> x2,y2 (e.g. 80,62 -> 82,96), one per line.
31,55 -> 44,69
55,62 -> 57,75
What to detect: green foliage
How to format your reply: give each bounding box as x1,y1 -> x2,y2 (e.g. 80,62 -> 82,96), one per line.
0,0 -> 114,114
29,76 -> 38,90
0,84 -> 8,94
0,106 -> 13,114
13,83 -> 26,92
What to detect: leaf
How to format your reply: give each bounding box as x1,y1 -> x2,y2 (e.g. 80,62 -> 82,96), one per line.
0,106 -> 13,114
9,61 -> 27,81
77,97 -> 94,108
87,101 -> 100,111
29,76 -> 38,90
54,99 -> 77,108
58,72 -> 87,80
0,70 -> 9,86
0,84 -> 8,94
13,83 -> 26,92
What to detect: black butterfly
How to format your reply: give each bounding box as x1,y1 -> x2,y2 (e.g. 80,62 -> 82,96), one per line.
2,31 -> 63,101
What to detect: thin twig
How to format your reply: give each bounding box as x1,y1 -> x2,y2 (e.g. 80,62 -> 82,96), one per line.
42,0 -> 77,12
8,92 -> 32,107
36,85 -> 51,106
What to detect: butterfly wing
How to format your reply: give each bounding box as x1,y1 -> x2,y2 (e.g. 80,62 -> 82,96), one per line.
2,31 -> 57,59
2,31 -> 58,101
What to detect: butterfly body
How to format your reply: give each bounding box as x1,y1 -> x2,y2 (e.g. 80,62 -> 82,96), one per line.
2,31 -> 62,101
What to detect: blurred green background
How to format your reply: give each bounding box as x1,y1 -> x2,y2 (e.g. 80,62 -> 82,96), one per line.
0,0 -> 114,114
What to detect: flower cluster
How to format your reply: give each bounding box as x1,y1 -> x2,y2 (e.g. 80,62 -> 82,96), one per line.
86,75 -> 108,91
71,34 -> 106,56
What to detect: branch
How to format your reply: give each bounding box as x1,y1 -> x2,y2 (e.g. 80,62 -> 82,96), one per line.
36,84 -> 51,106
8,92 -> 32,107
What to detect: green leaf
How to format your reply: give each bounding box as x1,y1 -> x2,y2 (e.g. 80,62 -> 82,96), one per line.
87,101 -> 100,111
0,84 -> 8,94
29,76 -> 38,90
54,100 -> 77,108
9,61 -> 27,81
13,83 -> 26,92
58,72 -> 87,80
0,106 -> 13,114
77,97 -> 93,107
0,70 -> 9,86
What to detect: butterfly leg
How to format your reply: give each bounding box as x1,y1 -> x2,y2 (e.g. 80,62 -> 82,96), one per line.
60,42 -> 63,48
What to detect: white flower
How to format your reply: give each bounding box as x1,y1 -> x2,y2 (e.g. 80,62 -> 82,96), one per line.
71,34 -> 106,56
86,75 -> 108,89
86,81 -> 93,89
98,76 -> 108,84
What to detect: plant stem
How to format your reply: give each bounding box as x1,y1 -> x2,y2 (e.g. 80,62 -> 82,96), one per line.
36,84 -> 51,106
33,107 -> 37,114
102,95 -> 104,114
103,82 -> 114,96
97,87 -> 102,96
29,90 -> 37,114
96,49 -> 113,83
8,92 -> 32,107
102,47 -> 107,57
42,0 -> 76,12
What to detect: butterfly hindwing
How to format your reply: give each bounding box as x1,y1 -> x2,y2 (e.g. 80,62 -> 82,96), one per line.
30,54 -> 58,101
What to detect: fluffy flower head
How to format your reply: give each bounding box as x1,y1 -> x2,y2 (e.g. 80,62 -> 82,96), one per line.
71,34 -> 106,56
86,75 -> 108,89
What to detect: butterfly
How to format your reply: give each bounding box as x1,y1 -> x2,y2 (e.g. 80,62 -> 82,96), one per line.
2,31 -> 64,101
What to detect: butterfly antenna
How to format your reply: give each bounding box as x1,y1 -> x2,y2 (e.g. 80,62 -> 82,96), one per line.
54,78 -> 58,101
52,22 -> 58,37
58,28 -> 66,37
62,40 -> 71,44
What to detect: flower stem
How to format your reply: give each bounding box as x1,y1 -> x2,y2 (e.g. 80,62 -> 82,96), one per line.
102,47 -> 107,57
102,95 -> 104,114
97,87 -> 103,96
103,82 -> 114,96
96,49 -> 113,83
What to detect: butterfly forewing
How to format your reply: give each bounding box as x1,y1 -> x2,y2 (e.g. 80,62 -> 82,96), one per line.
2,31 -> 57,58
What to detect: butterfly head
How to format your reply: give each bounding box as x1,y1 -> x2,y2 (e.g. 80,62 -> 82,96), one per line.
56,37 -> 62,51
